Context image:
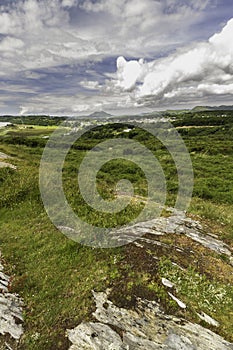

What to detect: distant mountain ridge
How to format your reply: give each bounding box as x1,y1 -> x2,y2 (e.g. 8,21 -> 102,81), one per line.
192,105 -> 233,111
88,111 -> 112,118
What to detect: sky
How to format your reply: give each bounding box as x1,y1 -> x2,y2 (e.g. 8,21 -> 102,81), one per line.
0,0 -> 233,116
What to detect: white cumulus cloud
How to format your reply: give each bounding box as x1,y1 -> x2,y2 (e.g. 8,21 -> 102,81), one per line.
112,18 -> 233,108
116,56 -> 145,91
0,0 -> 231,114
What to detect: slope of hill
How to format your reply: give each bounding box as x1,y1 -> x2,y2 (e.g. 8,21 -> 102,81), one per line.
0,112 -> 232,349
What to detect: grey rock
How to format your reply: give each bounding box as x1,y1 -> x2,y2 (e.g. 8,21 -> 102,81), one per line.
67,322 -> 125,350
196,312 -> 220,327
162,278 -> 174,288
130,211 -> 233,259
67,290 -> 233,350
167,293 -> 186,309
67,212 -> 233,350
0,153 -> 10,160
108,210 -> 233,260
0,255 -> 23,340
0,153 -> 16,170
185,230 -> 231,256
0,162 -> 17,170
165,333 -> 196,350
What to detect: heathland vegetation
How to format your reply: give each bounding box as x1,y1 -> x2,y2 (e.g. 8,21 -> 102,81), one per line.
0,110 -> 232,349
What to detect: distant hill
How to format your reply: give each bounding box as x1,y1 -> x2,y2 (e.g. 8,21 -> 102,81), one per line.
88,111 -> 112,118
164,109 -> 190,114
192,105 -> 233,112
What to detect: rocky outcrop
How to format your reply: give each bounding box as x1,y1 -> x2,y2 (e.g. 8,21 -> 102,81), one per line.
67,290 -> 233,350
0,153 -> 16,170
0,256 -> 24,343
113,209 -> 233,262
67,212 -> 233,350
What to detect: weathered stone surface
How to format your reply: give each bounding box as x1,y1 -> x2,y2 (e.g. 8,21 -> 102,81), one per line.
0,153 -> 16,170
0,257 -> 23,341
112,210 -> 233,259
161,213 -> 232,257
67,212 -> 233,349
167,292 -> 186,309
67,322 -> 125,350
0,153 -> 9,160
162,278 -> 174,288
67,290 -> 233,350
0,162 -> 16,170
196,312 -> 220,327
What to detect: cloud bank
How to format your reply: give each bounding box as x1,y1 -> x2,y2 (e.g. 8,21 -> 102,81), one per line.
112,18 -> 233,108
0,0 -> 212,76
0,0 -> 232,114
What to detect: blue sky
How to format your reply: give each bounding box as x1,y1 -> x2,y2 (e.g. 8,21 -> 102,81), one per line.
0,0 -> 233,115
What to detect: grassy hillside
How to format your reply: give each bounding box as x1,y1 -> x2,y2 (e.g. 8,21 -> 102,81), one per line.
0,112 -> 232,349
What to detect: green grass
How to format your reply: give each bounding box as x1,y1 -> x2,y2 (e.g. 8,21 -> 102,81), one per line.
0,113 -> 232,348
0,197 -> 122,349
158,258 -> 233,340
